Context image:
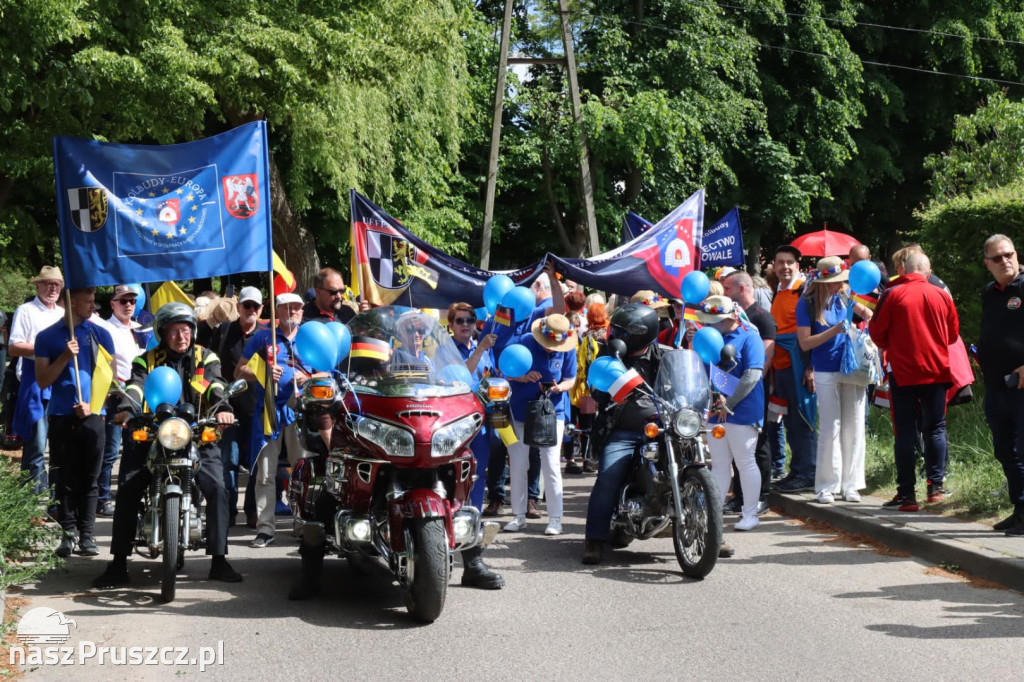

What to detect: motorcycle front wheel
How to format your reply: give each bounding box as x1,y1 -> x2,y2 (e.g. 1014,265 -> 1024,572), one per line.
672,467 -> 722,579
402,518 -> 450,623
161,496 -> 181,603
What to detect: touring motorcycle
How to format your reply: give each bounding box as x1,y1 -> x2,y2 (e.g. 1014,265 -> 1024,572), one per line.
290,306 -> 505,622
595,341 -> 724,579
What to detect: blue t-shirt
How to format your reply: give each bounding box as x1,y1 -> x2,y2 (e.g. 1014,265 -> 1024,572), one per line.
709,325 -> 765,427
795,294 -> 847,373
506,334 -> 577,422
34,319 -> 115,416
456,339 -> 495,385
241,328 -> 313,428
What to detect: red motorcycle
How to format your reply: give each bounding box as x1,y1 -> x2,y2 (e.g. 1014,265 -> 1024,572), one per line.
289,307 -> 508,622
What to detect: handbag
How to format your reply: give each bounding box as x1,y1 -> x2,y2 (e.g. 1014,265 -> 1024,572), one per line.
839,327 -> 880,387
523,395 -> 558,447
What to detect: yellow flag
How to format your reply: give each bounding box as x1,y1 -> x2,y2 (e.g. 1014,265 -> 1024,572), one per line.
150,281 -> 194,312
497,424 -> 518,447
245,352 -> 274,436
90,345 -> 115,414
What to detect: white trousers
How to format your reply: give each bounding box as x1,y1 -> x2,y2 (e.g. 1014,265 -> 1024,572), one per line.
508,419 -> 564,519
814,371 -> 867,496
708,423 -> 761,522
254,422 -> 304,537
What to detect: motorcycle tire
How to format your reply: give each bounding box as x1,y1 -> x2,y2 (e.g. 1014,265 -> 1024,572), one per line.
402,518 -> 450,624
161,496 -> 181,604
672,467 -> 722,580
608,526 -> 634,549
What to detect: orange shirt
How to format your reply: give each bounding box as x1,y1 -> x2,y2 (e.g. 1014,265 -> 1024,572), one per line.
770,277 -> 805,371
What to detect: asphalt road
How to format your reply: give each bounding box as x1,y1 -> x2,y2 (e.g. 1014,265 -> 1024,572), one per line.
10,474 -> 1024,680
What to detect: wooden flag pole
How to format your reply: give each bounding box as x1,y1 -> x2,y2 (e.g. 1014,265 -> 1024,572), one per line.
267,265 -> 279,433
63,289 -> 84,405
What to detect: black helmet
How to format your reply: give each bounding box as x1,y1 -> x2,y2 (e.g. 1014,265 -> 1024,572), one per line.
350,307 -> 397,340
609,303 -> 659,355
153,302 -> 197,346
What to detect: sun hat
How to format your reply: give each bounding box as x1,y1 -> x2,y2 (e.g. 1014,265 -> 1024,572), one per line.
629,290 -> 670,310
531,313 -> 577,352
30,266 -> 64,284
695,295 -> 738,324
809,256 -> 849,283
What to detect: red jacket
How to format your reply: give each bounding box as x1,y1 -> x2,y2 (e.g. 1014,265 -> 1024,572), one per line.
869,273 -> 960,386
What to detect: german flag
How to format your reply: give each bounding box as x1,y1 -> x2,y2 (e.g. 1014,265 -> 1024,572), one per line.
851,292 -> 878,311
351,336 -> 391,361
190,366 -> 210,395
494,305 -> 513,327
683,304 -> 700,322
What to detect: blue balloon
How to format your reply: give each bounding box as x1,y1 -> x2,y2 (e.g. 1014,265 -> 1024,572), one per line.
586,356 -> 617,387
128,284 -> 146,316
483,275 -> 515,315
693,326 -> 725,365
501,286 -> 535,324
146,333 -> 158,351
325,321 -> 351,365
144,366 -> 182,408
681,270 -> 711,305
295,322 -> 337,372
498,343 -> 533,378
439,363 -> 473,386
474,307 -> 489,321
589,358 -> 627,393
849,260 -> 882,296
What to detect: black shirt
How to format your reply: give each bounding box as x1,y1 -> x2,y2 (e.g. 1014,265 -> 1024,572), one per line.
594,343 -> 663,432
302,300 -> 355,325
977,271 -> 1024,391
208,320 -> 263,417
744,304 -> 777,341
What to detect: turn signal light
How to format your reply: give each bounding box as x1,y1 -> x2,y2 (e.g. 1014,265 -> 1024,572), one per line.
487,384 -> 510,401
644,423 -> 660,438
132,430 -> 149,442
712,425 -> 726,440
310,385 -> 335,400
200,427 -> 218,443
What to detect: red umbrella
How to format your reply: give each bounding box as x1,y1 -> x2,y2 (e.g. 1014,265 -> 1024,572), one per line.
789,227 -> 861,258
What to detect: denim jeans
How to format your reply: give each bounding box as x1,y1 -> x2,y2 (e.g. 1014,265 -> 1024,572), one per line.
486,437 -> 507,503
891,380 -> 950,497
984,387 -> 1024,506
20,415 -> 49,494
774,366 -> 817,479
584,430 -> 644,541
220,423 -> 244,515
97,420 -> 122,504
768,420 -> 786,471
469,428 -> 495,509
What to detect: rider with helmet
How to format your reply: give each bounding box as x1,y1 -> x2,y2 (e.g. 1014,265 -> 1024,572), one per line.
581,302 -> 662,565
93,302 -> 241,587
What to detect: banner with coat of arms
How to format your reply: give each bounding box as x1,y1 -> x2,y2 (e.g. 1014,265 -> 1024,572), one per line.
52,122 -> 273,288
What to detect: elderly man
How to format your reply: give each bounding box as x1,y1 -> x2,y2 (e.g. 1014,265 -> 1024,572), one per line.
302,268 -> 359,325
9,266 -> 66,493
976,235 -> 1024,535
870,253 -> 959,512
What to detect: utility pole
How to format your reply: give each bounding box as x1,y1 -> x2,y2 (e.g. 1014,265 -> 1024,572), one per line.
479,0 -> 600,269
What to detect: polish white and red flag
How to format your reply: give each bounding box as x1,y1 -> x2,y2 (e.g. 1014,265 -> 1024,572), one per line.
609,368 -> 644,403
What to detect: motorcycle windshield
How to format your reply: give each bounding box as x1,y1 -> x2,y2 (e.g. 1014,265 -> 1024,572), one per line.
344,306 -> 474,397
652,349 -> 712,413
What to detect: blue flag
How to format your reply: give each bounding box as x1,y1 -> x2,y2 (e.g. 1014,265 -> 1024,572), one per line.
53,122 -> 273,288
699,206 -> 745,268
621,210 -> 653,245
710,364 -> 740,396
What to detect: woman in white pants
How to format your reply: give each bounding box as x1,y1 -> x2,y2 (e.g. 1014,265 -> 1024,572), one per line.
796,257 -> 870,503
698,296 -> 766,532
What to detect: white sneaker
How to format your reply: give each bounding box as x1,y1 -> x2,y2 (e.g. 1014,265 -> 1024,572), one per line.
844,489 -> 862,503
816,491 -> 834,504
544,518 -> 562,536
734,515 -> 760,532
503,515 -> 527,532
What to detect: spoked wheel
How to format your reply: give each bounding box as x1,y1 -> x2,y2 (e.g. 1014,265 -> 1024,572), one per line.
161,496 -> 181,603
402,518 -> 450,623
672,467 -> 722,579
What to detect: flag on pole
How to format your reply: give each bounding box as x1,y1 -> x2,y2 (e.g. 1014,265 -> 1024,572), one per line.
89,345 -> 115,414
699,207 -> 745,269
53,121 -> 274,288
150,281 -> 193,312
608,368 -> 645,404
245,352 -> 275,436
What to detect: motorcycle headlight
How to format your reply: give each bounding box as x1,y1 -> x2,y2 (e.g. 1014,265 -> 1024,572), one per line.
672,409 -> 701,438
355,418 -> 414,457
157,418 -> 192,450
431,414 -> 483,458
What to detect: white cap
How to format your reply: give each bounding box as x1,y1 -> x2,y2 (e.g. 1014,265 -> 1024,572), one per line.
239,286 -> 263,305
276,292 -> 303,306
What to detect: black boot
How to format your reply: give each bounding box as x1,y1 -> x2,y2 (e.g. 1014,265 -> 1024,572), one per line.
994,505 -> 1024,531
289,544 -> 325,600
209,555 -> 243,583
461,546 -> 504,589
93,555 -> 131,588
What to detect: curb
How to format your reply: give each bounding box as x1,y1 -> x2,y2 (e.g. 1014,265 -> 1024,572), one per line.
769,491 -> 1024,593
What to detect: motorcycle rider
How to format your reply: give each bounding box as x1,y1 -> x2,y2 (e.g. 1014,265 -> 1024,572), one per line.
581,302 -> 663,565
93,302 -> 241,587
289,307 -> 504,599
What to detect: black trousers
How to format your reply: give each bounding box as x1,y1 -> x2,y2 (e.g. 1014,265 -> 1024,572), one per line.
48,414 -> 105,538
110,439 -> 229,557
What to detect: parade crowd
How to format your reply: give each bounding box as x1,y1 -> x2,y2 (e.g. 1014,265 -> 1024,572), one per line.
5,232 -> 1024,593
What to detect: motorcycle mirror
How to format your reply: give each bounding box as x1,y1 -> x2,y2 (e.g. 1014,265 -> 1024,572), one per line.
225,379 -> 248,398
718,344 -> 738,370
175,402 -> 197,423
155,402 -> 176,422
607,338 -> 628,359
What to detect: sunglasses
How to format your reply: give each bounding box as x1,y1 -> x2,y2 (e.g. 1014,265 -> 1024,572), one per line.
318,287 -> 345,296
452,317 -> 476,325
241,301 -> 261,310
115,298 -> 137,305
411,328 -> 426,335
986,251 -> 1016,263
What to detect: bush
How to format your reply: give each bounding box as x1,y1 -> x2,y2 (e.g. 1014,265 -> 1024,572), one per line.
0,460 -> 62,594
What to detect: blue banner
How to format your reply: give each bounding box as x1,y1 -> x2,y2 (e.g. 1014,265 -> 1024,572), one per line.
699,206 -> 745,268
53,122 -> 273,288
621,210 -> 653,245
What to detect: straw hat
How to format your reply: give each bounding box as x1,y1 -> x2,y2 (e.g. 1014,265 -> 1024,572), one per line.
629,290 -> 670,310
531,313 -> 577,352
30,266 -> 64,284
695,295 -> 738,324
810,256 -> 849,283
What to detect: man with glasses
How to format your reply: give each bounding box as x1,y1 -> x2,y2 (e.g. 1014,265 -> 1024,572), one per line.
95,285 -> 143,517
977,235 -> 1024,535
9,266 -> 66,494
302,268 -> 359,325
